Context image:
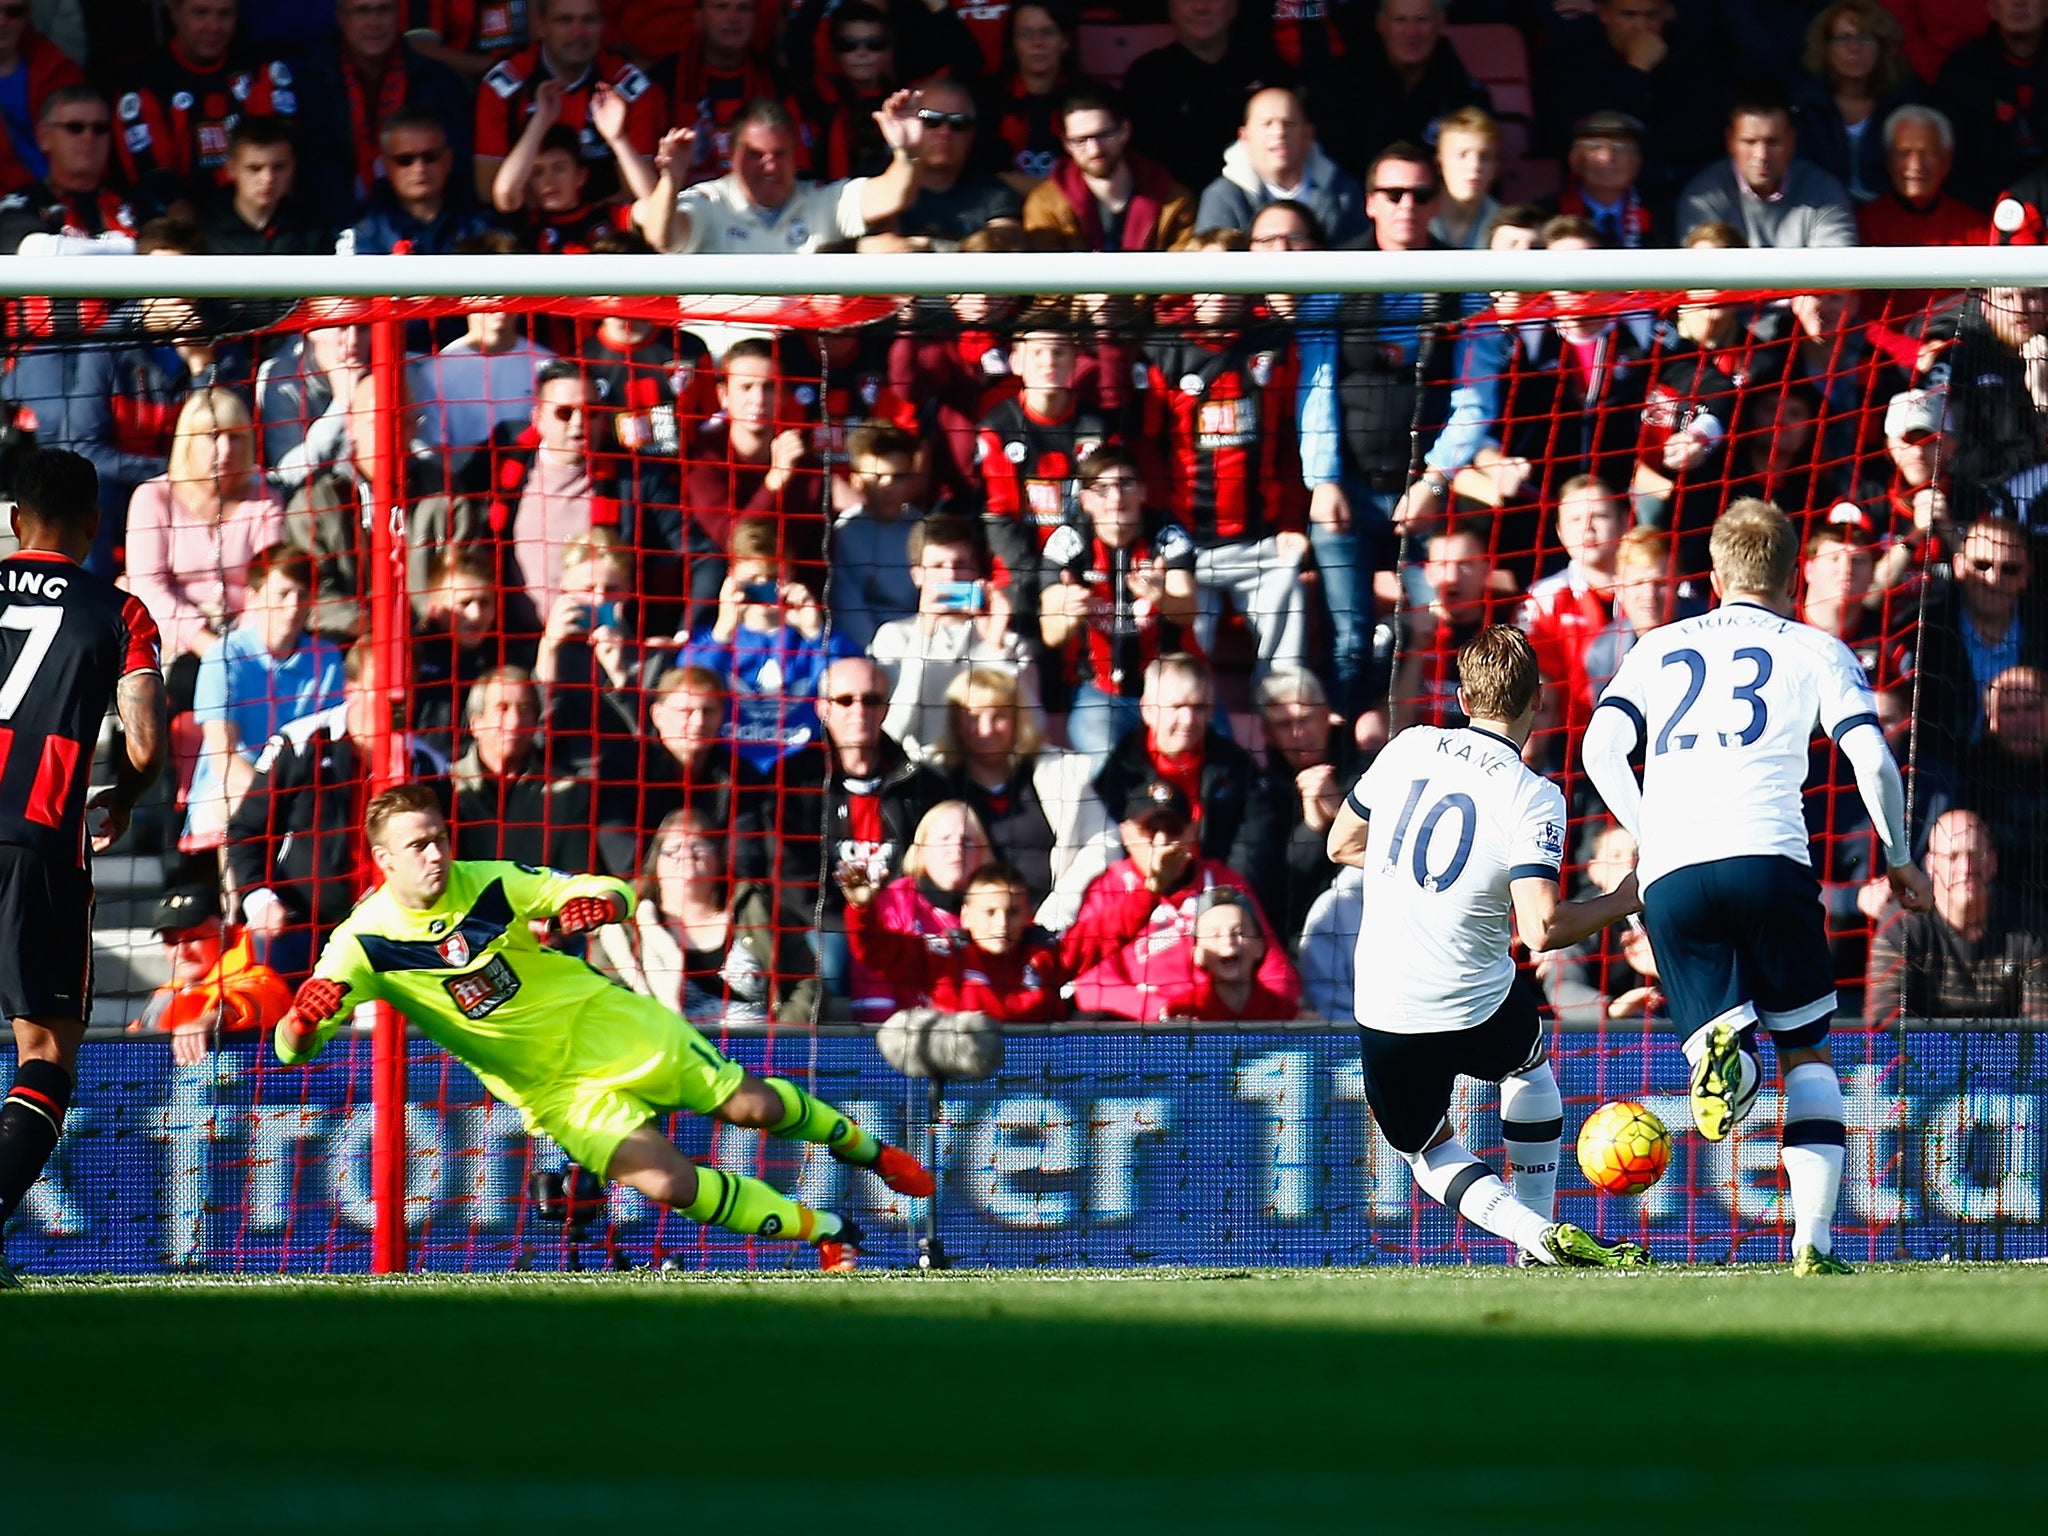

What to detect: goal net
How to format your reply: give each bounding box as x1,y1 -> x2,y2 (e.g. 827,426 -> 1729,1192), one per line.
6,247 -> 2046,1274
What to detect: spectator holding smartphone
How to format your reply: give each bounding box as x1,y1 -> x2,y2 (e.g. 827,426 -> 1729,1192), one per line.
869,513 -> 1040,757
679,517 -> 846,773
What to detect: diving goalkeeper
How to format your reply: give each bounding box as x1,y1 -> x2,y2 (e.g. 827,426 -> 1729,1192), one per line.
275,783 -> 932,1269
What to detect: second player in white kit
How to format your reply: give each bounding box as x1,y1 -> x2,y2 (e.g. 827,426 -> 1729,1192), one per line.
1582,501 -> 1932,1275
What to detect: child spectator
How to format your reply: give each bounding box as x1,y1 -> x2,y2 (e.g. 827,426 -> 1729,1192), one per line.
487,80 -> 657,249
975,310 -> 1114,568
124,387 -> 286,714
1159,887 -> 1298,1021
839,855 -> 1167,1024
680,516 -> 845,774
185,542 -> 347,852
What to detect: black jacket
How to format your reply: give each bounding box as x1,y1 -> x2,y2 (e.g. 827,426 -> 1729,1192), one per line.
1326,250 -> 1466,482
595,738 -> 769,879
1094,725 -> 1279,916
225,711 -> 449,934
449,744 -> 593,872
742,734 -> 949,932
1263,731 -> 1362,946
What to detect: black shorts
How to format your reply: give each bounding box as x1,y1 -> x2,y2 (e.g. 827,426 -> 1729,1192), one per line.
0,843 -> 94,1023
1358,975 -> 1545,1156
1641,854 -> 1835,1050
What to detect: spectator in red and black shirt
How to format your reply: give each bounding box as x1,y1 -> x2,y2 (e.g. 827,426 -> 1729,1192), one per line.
975,311 -> 1112,606
1038,445 -> 1200,771
682,338 -> 827,613
982,1 -> 1075,193
1394,520 -> 1512,730
566,268 -> 716,459
474,0 -> 663,205
0,87 -> 139,253
293,0 -> 474,221
113,0 -> 300,209
406,0 -> 534,81
793,1 -> 902,181
0,9 -> 83,195
1517,474 -> 1629,749
488,80 -> 658,249
777,325 -> 916,502
888,224 -> 1029,494
660,0 -> 809,186
1133,233 -> 1310,677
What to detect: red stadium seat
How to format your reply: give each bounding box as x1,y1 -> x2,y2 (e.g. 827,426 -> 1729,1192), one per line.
1446,24 -> 1542,172
1077,19 -> 1175,88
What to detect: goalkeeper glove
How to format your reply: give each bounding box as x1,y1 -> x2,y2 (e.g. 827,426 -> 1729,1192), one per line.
555,894 -> 621,935
292,976 -> 350,1026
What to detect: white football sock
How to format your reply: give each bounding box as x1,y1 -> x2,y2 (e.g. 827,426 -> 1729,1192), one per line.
1407,1137 -> 1556,1263
1780,1061 -> 1846,1257
1498,1062 -> 1563,1220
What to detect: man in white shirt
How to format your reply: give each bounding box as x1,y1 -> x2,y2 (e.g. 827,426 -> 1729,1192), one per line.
633,90 -> 925,256
1326,625 -> 1647,1268
1582,500 -> 1932,1275
868,514 -> 1038,756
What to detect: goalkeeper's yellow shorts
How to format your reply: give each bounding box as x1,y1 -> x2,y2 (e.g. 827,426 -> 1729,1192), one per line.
512,989 -> 746,1176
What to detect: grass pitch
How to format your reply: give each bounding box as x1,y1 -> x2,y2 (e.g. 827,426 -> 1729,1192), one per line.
13,1264 -> 2048,1533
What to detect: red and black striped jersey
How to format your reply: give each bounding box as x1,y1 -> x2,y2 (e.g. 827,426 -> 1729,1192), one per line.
1041,511 -> 1201,698
1133,330 -> 1306,547
517,199 -> 627,254
779,331 -> 914,466
664,56 -> 808,184
572,325 -> 716,455
0,180 -> 138,246
0,551 -> 161,865
115,46 -> 298,193
408,0 -> 530,53
984,77 -> 1064,182
1251,0 -> 1352,72
476,47 -> 663,201
952,0 -> 1012,73
975,395 -> 1112,543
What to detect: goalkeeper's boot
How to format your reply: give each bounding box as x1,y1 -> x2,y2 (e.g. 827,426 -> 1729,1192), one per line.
816,1216 -> 864,1274
1792,1244 -> 1853,1277
1540,1223 -> 1654,1270
866,1144 -> 935,1199
1690,1021 -> 1745,1143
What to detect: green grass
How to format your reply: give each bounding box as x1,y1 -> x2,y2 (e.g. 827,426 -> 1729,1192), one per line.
13,1265 -> 2048,1533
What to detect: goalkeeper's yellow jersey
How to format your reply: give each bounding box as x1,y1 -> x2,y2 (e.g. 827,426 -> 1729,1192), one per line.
276,860 -> 637,1094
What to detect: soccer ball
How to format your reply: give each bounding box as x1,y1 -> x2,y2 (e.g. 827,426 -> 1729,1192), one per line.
1576,1101 -> 1671,1197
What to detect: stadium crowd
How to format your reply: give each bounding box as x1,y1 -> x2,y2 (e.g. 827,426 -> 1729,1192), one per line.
5,0 -> 2048,1038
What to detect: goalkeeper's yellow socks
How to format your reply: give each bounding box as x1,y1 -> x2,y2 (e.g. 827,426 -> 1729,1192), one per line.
764,1077 -> 879,1166
680,1163 -> 842,1244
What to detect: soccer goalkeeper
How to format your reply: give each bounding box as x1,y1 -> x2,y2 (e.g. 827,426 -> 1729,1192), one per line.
275,783 -> 932,1269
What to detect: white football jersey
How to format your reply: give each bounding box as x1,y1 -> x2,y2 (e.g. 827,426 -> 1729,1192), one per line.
1347,725 -> 1568,1034
1593,599 -> 1878,890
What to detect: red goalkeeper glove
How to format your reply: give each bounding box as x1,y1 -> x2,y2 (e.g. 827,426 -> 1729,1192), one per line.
554,895 -> 620,935
292,977 -> 350,1026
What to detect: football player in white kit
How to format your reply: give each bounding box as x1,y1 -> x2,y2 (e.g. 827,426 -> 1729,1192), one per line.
1582,501 -> 1933,1275
1328,626 -> 1651,1267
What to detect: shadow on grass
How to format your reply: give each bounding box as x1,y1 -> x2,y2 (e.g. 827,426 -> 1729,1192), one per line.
16,1279 -> 2048,1533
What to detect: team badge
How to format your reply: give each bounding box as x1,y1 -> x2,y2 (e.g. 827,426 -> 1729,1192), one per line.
794,384 -> 817,405
1179,373 -> 1206,396
1004,439 -> 1027,463
118,93 -> 142,122
1249,353 -> 1274,386
171,91 -> 194,112
438,933 -> 472,968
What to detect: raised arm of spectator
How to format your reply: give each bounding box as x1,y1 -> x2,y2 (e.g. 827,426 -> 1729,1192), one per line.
590,81 -> 660,205
492,79 -> 566,213
858,89 -> 928,228
631,127 -> 695,251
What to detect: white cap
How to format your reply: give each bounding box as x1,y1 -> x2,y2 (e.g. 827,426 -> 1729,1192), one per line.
1884,387 -> 1950,440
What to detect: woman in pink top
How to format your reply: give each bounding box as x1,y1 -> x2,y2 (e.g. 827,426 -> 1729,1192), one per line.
124,388 -> 286,710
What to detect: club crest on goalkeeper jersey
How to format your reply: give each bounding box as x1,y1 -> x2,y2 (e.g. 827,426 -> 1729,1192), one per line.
1346,725 -> 1566,1036
287,860 -> 634,1091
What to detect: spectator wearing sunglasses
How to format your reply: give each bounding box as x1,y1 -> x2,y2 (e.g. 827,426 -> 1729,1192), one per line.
0,86 -> 138,253
888,76 -> 1022,242
738,654 -> 949,1003
1917,516 -> 2048,756
337,108 -> 501,256
0,3 -> 82,197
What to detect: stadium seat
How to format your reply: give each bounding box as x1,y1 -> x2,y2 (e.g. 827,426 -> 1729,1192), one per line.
1077,19 -> 1174,88
1446,24 -> 1539,162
